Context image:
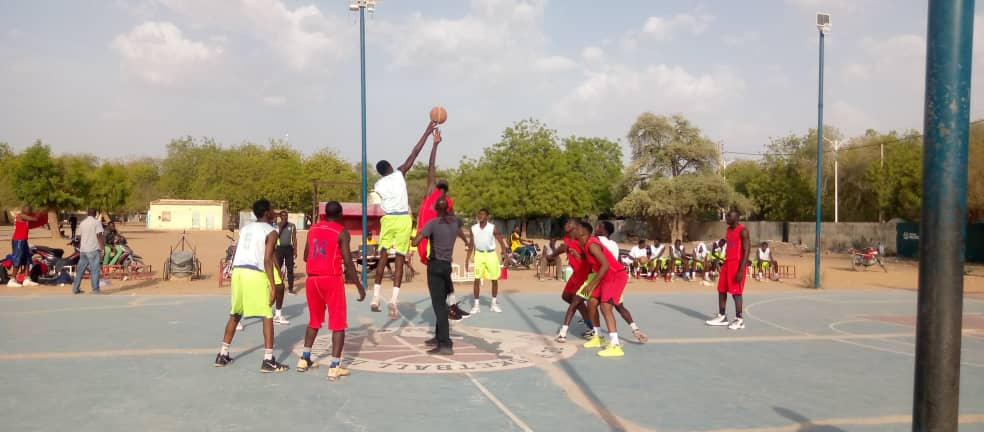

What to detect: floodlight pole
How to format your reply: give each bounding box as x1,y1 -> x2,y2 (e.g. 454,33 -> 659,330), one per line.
814,20 -> 827,289
913,0 -> 973,430
349,1 -> 372,288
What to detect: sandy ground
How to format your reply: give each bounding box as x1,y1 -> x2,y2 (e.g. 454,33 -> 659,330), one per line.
2,223 -> 984,296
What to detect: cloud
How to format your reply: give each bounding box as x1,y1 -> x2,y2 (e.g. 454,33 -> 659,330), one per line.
535,55 -> 577,72
261,95 -> 287,107
581,46 -> 605,62
721,32 -> 759,47
111,21 -> 220,85
784,0 -> 869,13
155,0 -> 349,72
641,11 -> 714,41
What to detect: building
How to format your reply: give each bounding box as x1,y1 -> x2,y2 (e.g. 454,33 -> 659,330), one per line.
147,200 -> 228,231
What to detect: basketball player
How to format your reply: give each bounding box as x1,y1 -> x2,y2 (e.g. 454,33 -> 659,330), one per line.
594,221 -> 648,343
670,239 -> 690,281
753,241 -> 778,281
298,201 -> 366,381
692,240 -> 710,281
469,208 -> 510,314
213,199 -> 289,372
372,123 -> 439,319
548,218 -> 595,342
628,240 -> 653,278
705,210 -> 750,330
650,239 -> 668,279
576,221 -> 628,357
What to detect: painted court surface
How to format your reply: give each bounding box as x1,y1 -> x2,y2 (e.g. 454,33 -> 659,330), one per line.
1,290 -> 983,432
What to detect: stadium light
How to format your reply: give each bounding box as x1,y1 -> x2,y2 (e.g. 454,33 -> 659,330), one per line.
349,0 -> 379,288
813,12 -> 830,289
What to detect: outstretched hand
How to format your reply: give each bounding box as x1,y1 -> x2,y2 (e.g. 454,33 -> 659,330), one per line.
355,281 -> 367,302
433,128 -> 442,145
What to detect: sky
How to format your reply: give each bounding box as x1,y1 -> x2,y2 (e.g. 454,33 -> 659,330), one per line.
2,0 -> 984,167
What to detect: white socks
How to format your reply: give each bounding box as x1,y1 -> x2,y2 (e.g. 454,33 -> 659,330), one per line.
609,332 -> 620,346
220,343 -> 230,356
491,297 -> 498,304
372,284 -> 381,301
264,349 -> 273,360
630,322 -> 639,331
391,286 -> 400,302
559,325 -> 569,336
274,308 -> 282,318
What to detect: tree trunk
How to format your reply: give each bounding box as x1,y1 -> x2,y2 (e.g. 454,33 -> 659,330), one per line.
521,216 -> 528,238
47,208 -> 59,239
670,214 -> 686,243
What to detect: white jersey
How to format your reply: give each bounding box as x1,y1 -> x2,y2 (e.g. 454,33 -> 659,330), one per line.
373,171 -> 409,214
694,242 -> 708,260
758,247 -> 772,261
650,244 -> 665,258
233,222 -> 276,270
629,245 -> 648,259
671,244 -> 685,259
598,236 -> 619,257
471,222 -> 497,252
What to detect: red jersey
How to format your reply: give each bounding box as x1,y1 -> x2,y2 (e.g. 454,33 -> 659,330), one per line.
305,221 -> 344,277
725,223 -> 745,264
564,235 -> 587,271
11,212 -> 46,240
583,237 -> 623,273
417,190 -> 454,229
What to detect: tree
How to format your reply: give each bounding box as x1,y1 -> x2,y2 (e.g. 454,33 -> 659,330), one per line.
124,158 -> 161,212
89,162 -> 131,215
453,119 -> 590,232
614,113 -> 741,240
865,139 -> 922,221
968,122 -> 984,221
0,142 -> 18,223
563,136 -> 623,215
306,149 -> 361,205
11,141 -> 88,238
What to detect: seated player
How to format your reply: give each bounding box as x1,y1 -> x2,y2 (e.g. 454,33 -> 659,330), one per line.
669,239 -> 690,281
752,241 -> 778,281
538,239 -> 560,280
709,238 -> 726,277
628,240 -> 653,278
650,240 -> 668,278
690,241 -> 709,281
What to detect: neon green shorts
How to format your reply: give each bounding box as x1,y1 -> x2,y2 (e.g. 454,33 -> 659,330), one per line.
576,273 -> 597,300
230,268 -> 272,318
379,214 -> 413,256
473,251 -> 501,280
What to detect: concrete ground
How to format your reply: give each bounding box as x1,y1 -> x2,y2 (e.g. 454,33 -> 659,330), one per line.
1,289 -> 983,432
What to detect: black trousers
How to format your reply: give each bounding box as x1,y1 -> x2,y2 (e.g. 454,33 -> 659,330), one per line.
276,246 -> 295,289
427,259 -> 453,346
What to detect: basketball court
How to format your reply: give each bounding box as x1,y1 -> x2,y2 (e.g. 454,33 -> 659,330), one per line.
1,288 -> 983,431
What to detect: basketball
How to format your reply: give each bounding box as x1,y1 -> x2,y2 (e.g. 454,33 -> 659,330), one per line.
430,106 -> 448,124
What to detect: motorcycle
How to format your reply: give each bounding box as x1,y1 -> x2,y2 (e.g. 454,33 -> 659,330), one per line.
29,239 -> 81,284
219,235 -> 236,286
104,239 -> 150,280
850,247 -> 887,272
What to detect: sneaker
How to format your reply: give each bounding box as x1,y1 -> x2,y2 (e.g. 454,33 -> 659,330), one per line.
728,318 -> 745,330
22,279 -> 39,287
214,353 -> 233,367
370,301 -> 381,312
633,329 -> 649,343
424,337 -> 439,347
580,329 -> 595,340
297,357 -> 319,372
449,307 -> 462,321
288,289 -> 296,296
426,345 -> 454,356
583,335 -> 605,348
388,302 -> 399,319
327,365 -> 351,381
469,304 -> 480,315
598,344 -> 625,358
490,303 -> 502,313
555,334 -> 567,343
273,315 -> 290,325
236,322 -> 244,331
261,357 -> 289,373
705,314 -> 729,326
6,280 -> 22,288
449,304 -> 470,319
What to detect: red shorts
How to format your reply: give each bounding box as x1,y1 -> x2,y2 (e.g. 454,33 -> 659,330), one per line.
717,262 -> 747,295
591,270 -> 627,303
564,269 -> 590,295
306,275 -> 347,331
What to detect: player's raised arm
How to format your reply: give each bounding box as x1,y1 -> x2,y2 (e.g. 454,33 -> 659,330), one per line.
398,122 -> 437,174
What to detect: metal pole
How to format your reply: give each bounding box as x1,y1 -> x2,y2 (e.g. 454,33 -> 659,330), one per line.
913,0 -> 973,430
834,140 -> 839,223
814,30 -> 824,289
358,6 -> 369,288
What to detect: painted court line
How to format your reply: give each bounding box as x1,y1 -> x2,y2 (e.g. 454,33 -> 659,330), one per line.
703,413 -> 984,432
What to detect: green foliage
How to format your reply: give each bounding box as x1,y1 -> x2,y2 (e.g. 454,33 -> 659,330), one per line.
124,158 -> 161,212
615,113 -> 739,239
11,141 -> 88,211
89,162 -> 130,214
452,119 -> 614,226
865,138 -> 922,221
0,143 -> 18,219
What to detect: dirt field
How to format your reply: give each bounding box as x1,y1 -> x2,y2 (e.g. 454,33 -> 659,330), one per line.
2,223 -> 984,296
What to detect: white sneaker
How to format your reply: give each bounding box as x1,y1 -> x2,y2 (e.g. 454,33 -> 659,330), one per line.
236,322 -> 244,331
469,304 -> 481,315
490,303 -> 502,313
705,314 -> 729,326
6,280 -> 22,288
274,315 -> 290,325
728,318 -> 745,330
22,279 -> 39,287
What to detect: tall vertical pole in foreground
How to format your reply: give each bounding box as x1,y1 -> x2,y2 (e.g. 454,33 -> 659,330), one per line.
358,5 -> 369,288
814,16 -> 828,289
913,1 -> 974,430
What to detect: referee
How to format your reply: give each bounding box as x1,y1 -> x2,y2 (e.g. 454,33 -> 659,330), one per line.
412,197 -> 471,355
